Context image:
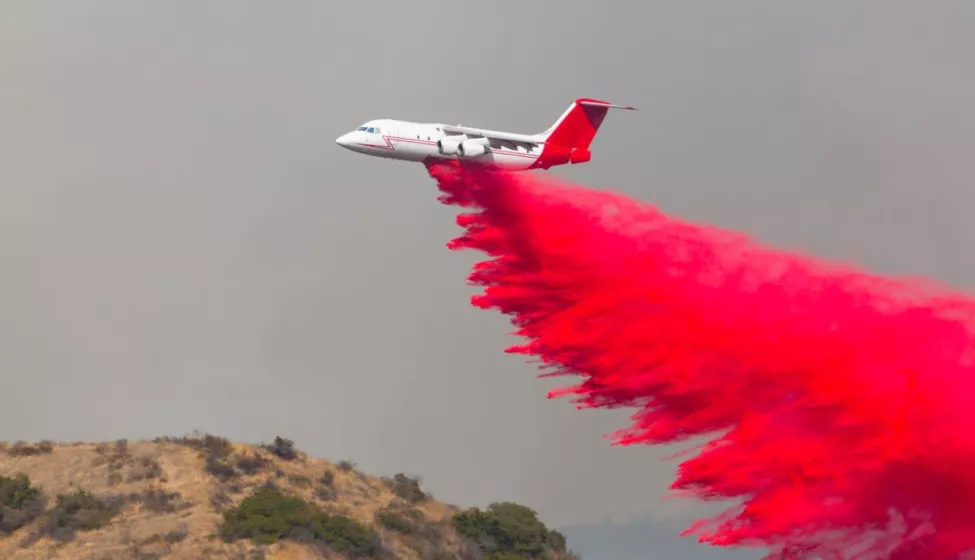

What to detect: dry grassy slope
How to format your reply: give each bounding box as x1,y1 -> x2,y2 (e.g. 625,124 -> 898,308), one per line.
0,436 -> 464,559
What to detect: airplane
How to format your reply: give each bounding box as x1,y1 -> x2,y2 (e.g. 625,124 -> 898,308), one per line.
334,98 -> 636,171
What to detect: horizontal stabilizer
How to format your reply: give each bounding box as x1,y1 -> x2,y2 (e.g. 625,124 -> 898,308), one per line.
578,100 -> 638,111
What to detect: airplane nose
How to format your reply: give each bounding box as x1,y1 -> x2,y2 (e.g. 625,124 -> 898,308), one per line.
335,132 -> 353,148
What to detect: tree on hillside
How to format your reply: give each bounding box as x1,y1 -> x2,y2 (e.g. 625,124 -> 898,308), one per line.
453,501 -> 574,559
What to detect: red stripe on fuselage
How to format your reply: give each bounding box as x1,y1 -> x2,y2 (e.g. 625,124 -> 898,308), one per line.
355,135 -> 542,160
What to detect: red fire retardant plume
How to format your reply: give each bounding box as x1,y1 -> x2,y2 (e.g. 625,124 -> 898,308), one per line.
426,162 -> 975,559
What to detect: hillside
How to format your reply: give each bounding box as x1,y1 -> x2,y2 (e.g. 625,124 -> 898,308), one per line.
0,433 -> 575,559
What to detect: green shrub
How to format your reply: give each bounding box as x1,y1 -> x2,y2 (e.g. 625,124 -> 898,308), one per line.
266,436 -> 298,461
0,474 -> 41,510
0,474 -> 45,533
546,529 -> 566,552
383,473 -> 428,503
220,486 -> 381,558
453,502 -> 568,559
43,489 -> 123,541
376,509 -> 415,533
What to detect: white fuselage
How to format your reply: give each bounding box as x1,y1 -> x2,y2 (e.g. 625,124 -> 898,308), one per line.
336,98 -> 638,171
336,119 -> 543,171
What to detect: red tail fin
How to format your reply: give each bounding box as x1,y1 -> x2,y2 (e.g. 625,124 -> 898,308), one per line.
541,98 -> 636,152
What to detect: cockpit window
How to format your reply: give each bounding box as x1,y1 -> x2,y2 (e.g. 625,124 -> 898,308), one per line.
374,127 -> 381,134
357,127 -> 367,131
367,127 -> 375,133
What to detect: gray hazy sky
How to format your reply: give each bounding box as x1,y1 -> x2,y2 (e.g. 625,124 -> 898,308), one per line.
2,1 -> 974,531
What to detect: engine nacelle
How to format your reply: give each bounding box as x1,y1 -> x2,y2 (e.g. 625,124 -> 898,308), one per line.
458,141 -> 487,157
437,138 -> 461,155
570,149 -> 591,164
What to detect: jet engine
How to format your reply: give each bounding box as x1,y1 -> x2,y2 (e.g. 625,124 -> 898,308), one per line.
458,139 -> 489,157
437,138 -> 461,155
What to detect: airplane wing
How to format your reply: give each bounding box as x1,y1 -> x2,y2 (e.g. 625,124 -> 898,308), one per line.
442,100 -> 636,150
440,125 -> 541,148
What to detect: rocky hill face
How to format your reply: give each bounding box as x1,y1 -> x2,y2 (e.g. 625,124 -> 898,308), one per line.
0,433 -> 575,559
